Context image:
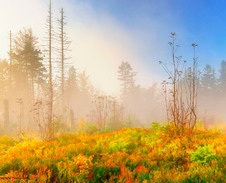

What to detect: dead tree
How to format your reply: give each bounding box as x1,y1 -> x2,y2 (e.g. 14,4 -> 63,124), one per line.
159,32 -> 198,135
92,95 -> 112,130
70,109 -> 75,129
9,31 -> 12,98
7,31 -> 13,127
57,8 -> 71,106
3,99 -> 9,129
46,0 -> 54,139
17,98 -> 23,132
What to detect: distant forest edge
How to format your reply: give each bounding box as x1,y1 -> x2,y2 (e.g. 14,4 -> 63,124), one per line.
0,1 -> 226,139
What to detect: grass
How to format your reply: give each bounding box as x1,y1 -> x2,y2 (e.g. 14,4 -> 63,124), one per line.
0,125 -> 225,182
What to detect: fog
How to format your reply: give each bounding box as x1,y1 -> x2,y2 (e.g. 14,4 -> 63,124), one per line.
0,1 -> 225,137
1,51 -> 226,136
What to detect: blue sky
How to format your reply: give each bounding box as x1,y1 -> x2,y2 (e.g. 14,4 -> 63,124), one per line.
76,0 -> 226,68
68,0 -> 226,77
1,0 -> 226,94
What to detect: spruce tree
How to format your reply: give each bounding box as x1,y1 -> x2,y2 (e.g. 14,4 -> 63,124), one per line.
219,60 -> 226,94
201,64 -> 216,94
118,62 -> 136,103
12,28 -> 45,102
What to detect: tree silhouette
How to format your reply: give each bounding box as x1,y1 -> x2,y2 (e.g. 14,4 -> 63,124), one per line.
219,60 -> 226,94
159,32 -> 198,135
201,64 -> 216,95
12,28 -> 45,102
118,61 -> 136,104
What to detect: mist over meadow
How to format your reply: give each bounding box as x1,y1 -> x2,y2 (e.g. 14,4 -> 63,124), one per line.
0,0 -> 226,137
0,1 -> 225,183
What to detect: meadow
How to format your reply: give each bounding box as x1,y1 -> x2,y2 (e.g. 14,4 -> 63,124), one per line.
0,123 -> 225,183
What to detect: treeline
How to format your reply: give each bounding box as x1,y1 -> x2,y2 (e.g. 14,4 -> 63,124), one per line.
0,28 -> 97,137
0,1 -> 163,138
199,61 -> 226,124
0,1 -> 225,138
0,1 -> 98,138
0,29 -> 164,136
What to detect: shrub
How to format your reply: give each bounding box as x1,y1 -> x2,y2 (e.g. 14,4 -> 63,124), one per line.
189,145 -> 218,165
78,119 -> 99,134
89,164 -> 121,183
54,118 -> 70,135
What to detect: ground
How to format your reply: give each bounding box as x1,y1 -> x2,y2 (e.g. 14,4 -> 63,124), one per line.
0,126 -> 225,182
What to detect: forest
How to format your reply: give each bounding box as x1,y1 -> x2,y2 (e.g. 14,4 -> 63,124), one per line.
0,0 -> 225,182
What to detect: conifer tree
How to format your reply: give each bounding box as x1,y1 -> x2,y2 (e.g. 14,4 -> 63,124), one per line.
12,28 -> 45,102
201,64 -> 216,94
219,60 -> 226,94
118,62 -> 136,103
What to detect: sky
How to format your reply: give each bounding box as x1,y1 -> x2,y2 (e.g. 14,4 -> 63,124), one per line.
1,0 -> 226,94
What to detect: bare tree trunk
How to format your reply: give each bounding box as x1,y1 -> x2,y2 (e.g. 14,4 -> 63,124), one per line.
160,33 -> 199,136
8,31 -> 13,127
3,99 -> 9,129
57,8 -> 71,121
70,109 -> 74,129
31,76 -> 34,103
190,43 -> 198,132
60,8 -> 65,103
48,0 -> 54,139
